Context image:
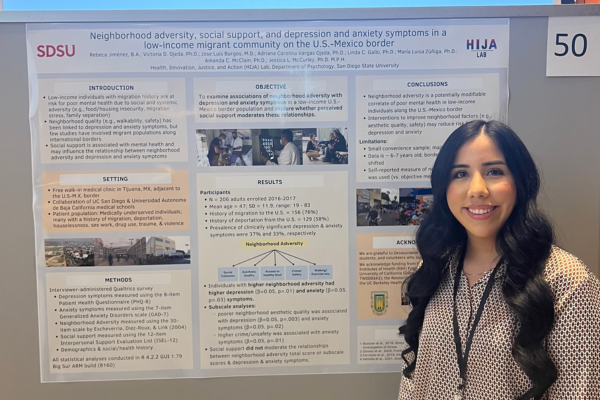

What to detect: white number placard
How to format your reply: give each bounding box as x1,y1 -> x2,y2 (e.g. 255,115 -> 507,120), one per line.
547,16 -> 600,76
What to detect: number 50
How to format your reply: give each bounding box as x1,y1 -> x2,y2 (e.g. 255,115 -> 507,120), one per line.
555,33 -> 587,57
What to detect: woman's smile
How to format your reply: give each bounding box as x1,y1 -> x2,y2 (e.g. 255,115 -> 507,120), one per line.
465,205 -> 497,219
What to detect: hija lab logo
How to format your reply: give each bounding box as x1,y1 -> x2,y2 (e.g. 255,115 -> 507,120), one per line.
466,39 -> 497,50
466,39 -> 496,58
37,45 -> 76,58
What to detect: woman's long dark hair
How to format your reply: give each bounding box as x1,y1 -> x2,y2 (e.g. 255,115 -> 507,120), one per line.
399,120 -> 557,399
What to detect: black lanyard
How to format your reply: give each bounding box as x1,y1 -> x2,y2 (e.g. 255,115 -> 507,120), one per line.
452,255 -> 501,399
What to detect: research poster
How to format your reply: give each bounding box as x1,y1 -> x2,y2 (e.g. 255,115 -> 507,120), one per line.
27,19 -> 509,382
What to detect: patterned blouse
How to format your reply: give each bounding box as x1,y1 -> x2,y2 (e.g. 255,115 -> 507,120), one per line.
398,246 -> 600,399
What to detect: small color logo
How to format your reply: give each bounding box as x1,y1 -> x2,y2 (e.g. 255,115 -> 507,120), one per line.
371,291 -> 388,316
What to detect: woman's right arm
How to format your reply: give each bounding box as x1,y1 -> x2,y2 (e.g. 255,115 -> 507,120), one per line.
544,256 -> 600,399
398,351 -> 415,400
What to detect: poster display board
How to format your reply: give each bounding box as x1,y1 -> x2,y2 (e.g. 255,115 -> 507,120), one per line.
26,18 -> 509,382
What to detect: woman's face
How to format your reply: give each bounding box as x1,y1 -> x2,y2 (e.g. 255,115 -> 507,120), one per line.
446,133 -> 516,243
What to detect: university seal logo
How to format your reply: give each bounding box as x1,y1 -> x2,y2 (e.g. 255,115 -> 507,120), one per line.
370,291 -> 388,316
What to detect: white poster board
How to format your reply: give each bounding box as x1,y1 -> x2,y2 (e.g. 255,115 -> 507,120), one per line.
27,18 -> 509,382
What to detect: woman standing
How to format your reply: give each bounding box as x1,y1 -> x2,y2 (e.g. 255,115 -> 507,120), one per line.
398,120 -> 600,399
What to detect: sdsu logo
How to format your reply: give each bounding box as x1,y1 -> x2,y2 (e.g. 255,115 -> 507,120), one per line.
37,45 -> 76,57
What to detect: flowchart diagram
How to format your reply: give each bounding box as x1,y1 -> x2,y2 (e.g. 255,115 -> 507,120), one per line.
217,249 -> 333,282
